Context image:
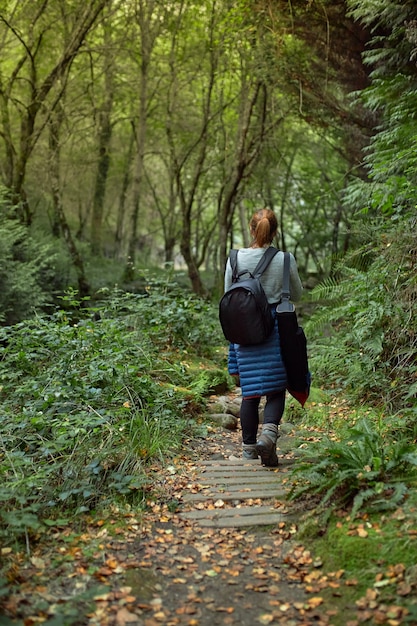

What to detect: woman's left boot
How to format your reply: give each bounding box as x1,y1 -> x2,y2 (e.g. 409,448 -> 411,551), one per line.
242,444 -> 258,460
255,424 -> 279,467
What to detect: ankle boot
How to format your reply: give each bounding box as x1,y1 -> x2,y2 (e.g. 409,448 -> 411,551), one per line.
242,444 -> 258,460
256,424 -> 279,467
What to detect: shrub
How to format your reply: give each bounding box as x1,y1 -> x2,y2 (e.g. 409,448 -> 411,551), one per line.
127,269 -> 223,356
0,187 -> 72,325
306,221 -> 417,420
0,285 -> 223,541
290,417 -> 417,518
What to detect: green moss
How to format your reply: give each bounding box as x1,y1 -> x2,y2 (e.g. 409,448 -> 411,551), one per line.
299,492 -> 417,625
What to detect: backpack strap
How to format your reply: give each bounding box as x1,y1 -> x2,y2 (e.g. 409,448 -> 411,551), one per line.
228,246 -> 279,282
229,249 -> 239,282
281,252 -> 291,300
253,247 -> 279,278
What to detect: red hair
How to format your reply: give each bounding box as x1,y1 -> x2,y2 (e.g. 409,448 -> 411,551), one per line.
249,209 -> 278,247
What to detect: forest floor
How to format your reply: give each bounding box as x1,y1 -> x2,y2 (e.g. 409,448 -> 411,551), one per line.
1,393 -> 412,626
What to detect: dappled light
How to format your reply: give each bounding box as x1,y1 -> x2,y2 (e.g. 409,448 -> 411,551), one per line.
1,0 -> 417,624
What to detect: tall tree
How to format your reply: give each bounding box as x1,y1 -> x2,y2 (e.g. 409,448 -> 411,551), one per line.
0,0 -> 110,222
90,5 -> 116,256
161,1 -> 287,293
123,0 -> 166,282
48,103 -> 90,297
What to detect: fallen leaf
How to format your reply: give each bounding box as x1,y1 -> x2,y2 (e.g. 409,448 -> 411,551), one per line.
175,605 -> 197,615
387,605 -> 406,619
397,582 -> 412,596
205,569 -> 218,577
153,611 -> 167,621
116,607 -> 141,625
94,592 -> 112,601
257,614 -> 275,624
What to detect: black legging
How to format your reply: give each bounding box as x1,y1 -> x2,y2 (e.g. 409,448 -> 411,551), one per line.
240,390 -> 286,445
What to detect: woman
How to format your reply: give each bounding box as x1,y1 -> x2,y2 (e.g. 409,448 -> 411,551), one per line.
224,209 -> 303,466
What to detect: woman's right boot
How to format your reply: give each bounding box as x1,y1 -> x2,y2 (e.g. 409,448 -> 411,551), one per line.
242,443 -> 259,460
255,423 -> 279,467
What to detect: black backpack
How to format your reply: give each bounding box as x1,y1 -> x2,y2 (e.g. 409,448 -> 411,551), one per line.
219,247 -> 279,346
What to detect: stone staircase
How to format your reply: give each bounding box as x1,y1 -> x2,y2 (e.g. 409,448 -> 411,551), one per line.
179,457 -> 293,528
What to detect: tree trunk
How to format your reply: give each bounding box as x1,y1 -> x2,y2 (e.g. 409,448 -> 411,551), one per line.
91,17 -> 114,256
238,202 -> 250,248
179,209 -> 207,296
278,149 -> 297,252
123,0 -> 158,282
0,1 -> 109,221
48,107 -> 90,298
115,128 -> 135,259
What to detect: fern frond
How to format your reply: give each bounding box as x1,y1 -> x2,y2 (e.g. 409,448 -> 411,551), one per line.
309,275 -> 348,302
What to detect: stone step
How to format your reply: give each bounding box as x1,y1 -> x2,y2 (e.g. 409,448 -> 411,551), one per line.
180,458 -> 291,527
187,483 -> 287,495
183,487 -> 287,502
199,474 -> 282,485
180,505 -> 287,528
199,459 -> 260,465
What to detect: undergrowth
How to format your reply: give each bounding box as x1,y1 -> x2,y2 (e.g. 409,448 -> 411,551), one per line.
302,489 -> 417,626
290,395 -> 417,625
305,221 -> 417,429
0,279 -> 225,545
290,415 -> 417,519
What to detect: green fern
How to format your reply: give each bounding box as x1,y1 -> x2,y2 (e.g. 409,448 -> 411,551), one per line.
306,219 -> 417,410
351,481 -> 409,517
0,186 -> 65,325
290,418 -> 417,517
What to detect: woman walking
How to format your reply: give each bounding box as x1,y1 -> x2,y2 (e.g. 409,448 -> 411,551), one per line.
224,209 -> 303,466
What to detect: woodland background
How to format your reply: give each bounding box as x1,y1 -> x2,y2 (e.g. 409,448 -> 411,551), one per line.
1,0 -> 417,561
1,0 -> 404,301
2,0 -> 416,407
1,3 -> 417,622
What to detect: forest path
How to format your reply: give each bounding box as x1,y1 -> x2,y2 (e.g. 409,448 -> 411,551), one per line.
179,432 -> 294,529
179,457 -> 289,528
2,406 -> 340,626
114,418 -> 334,626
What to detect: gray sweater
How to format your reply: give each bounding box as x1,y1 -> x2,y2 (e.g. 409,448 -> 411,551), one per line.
224,247 -> 303,304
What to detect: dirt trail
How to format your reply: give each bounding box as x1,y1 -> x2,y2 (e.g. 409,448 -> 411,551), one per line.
100,423 -> 333,626
2,416 -> 337,626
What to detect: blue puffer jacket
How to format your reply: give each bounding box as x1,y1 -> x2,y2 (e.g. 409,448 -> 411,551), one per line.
228,316 -> 287,398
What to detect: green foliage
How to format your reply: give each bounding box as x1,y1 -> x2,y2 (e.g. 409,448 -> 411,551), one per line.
306,221 -> 417,419
309,1 -> 417,433
291,417 -> 417,518
356,76 -> 417,219
130,269 -> 223,355
304,488 -> 417,625
0,188 -> 48,324
345,2 -> 417,221
0,284 -> 223,542
0,188 -> 66,325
